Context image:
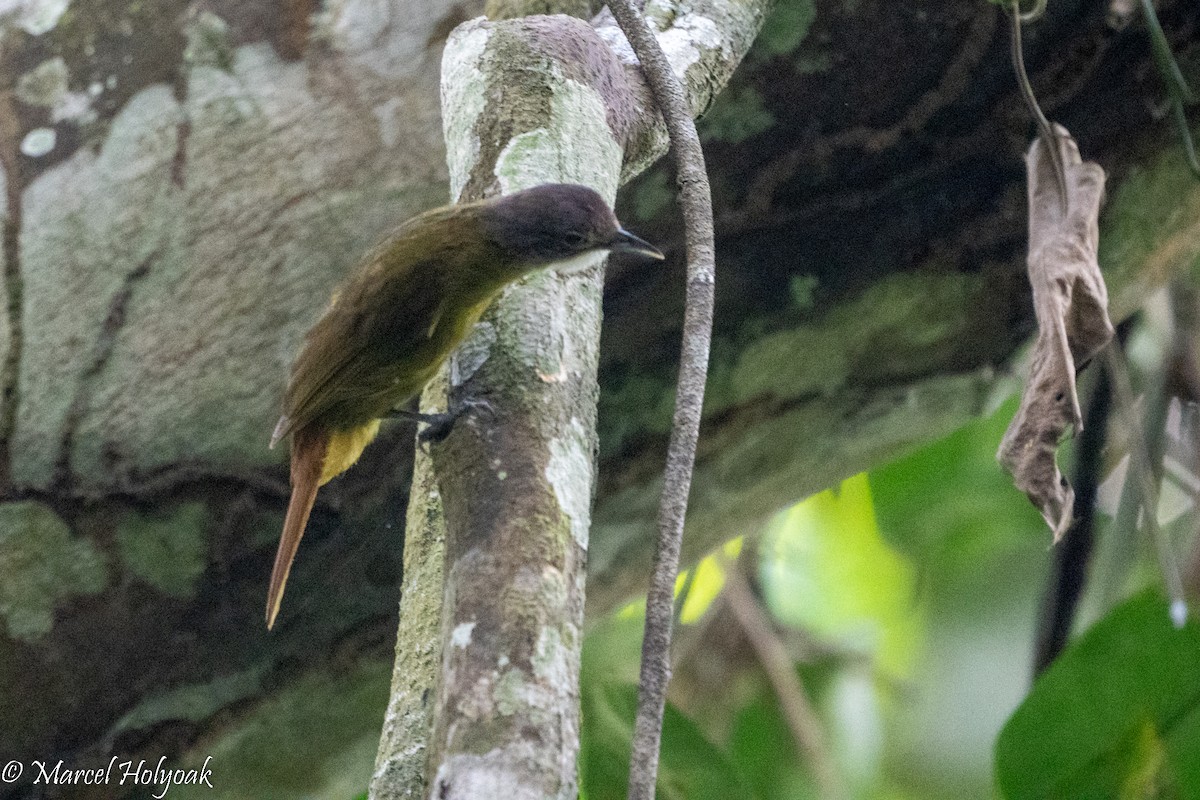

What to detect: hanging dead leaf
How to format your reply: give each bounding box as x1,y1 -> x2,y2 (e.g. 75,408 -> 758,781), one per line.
998,125 -> 1114,540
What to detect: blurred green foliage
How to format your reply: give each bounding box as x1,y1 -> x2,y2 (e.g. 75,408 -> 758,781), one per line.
580,401 -> 1065,800
698,86 -> 776,144
997,591 -> 1200,800
581,681 -> 755,800
762,473 -> 918,679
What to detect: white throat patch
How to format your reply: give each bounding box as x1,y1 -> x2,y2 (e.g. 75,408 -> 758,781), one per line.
550,249 -> 605,275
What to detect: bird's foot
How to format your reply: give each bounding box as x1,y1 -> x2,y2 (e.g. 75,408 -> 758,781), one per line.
387,399 -> 494,446
386,408 -> 448,427
418,398 -> 494,446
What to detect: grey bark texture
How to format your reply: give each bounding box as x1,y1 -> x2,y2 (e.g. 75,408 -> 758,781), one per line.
371,377 -> 450,799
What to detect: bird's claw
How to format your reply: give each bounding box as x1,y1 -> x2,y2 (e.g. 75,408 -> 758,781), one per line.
415,397 -> 494,447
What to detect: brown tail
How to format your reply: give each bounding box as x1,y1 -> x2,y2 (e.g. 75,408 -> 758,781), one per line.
266,426 -> 328,629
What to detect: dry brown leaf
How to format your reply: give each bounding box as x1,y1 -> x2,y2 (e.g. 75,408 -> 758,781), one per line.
999,125 -> 1114,540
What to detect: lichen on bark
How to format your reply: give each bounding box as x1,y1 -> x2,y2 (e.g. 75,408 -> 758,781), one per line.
0,500 -> 107,641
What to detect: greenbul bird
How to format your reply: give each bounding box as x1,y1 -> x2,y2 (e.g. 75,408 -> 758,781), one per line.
266,183 -> 664,628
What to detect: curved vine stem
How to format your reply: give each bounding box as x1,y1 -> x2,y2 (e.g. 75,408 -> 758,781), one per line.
602,1 -> 717,798
1009,0 -> 1069,212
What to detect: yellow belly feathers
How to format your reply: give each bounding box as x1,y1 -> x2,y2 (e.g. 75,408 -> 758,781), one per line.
320,419 -> 383,485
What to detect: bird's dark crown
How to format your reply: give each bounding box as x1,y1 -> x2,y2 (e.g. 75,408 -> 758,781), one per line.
480,184 -> 620,264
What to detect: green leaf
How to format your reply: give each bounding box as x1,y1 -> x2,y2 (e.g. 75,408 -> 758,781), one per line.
995,591 -> 1200,800
869,402 -> 1052,798
729,683 -> 819,800
871,398 -> 1044,565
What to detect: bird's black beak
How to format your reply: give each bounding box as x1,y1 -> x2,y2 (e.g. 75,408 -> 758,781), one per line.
609,227 -> 665,260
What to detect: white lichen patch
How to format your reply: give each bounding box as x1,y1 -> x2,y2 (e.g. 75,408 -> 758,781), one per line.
546,416 -> 593,551
372,97 -> 404,148
531,625 -> 573,689
596,5 -> 728,73
657,13 -> 726,70
12,86 -> 184,486
593,24 -> 636,65
442,21 -> 492,199
494,667 -> 532,716
13,59 -> 296,483
53,90 -> 94,123
16,57 -> 68,107
2,0 -> 71,36
328,0 -> 446,78
594,0 -> 761,173
450,621 -> 476,649
451,320 -> 496,387
494,656 -> 568,718
19,127 -> 56,157
432,747 -> 553,800
494,78 -> 621,200
183,10 -> 234,70
455,672 -> 500,721
11,1 -> 447,493
17,57 -> 95,124
326,0 -> 386,53
94,85 -> 184,179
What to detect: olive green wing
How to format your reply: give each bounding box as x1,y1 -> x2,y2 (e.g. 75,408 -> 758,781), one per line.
272,251 -> 448,444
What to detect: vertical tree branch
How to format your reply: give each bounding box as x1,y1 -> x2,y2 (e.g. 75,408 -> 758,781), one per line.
602,2 -> 716,797
422,17 -> 628,800
371,378 -> 450,800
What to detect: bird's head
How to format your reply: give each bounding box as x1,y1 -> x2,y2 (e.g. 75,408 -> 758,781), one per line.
481,184 -> 664,272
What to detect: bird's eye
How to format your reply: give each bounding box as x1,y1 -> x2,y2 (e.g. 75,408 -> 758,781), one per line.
565,232 -> 589,248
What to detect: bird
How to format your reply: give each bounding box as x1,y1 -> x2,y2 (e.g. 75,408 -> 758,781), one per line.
265,183 -> 664,628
